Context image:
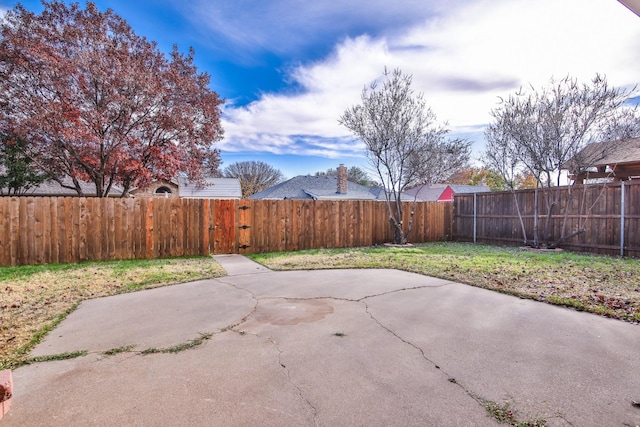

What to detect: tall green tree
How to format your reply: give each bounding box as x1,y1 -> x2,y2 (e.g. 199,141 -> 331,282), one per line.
0,135 -> 46,195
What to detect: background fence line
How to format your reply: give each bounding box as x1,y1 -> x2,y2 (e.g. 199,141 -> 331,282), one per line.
0,197 -> 452,266
452,181 -> 640,257
4,182 -> 638,267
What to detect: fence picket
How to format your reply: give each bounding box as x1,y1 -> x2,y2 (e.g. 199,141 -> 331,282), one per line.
452,182 -> 640,257
1,197 -> 452,265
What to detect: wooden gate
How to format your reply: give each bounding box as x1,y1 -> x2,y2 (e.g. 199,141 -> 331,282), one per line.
238,201 -> 252,254
208,199 -> 237,254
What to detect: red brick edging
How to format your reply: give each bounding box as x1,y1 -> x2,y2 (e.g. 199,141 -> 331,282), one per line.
0,369 -> 12,420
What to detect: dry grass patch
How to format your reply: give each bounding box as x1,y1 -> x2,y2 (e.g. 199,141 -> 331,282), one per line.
249,243 -> 640,323
0,257 -> 225,369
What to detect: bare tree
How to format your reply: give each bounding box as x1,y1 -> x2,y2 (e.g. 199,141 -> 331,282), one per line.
223,161 -> 284,198
597,103 -> 640,142
314,166 -> 374,187
484,74 -> 638,248
340,68 -> 470,244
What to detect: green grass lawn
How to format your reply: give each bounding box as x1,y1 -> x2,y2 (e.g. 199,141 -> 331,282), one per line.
2,243 -> 638,371
0,256 -> 226,370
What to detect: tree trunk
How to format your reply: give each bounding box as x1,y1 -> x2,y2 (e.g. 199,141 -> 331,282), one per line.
511,189 -> 529,245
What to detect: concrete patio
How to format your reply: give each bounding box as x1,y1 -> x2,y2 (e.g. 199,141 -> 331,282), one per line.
3,255 -> 639,426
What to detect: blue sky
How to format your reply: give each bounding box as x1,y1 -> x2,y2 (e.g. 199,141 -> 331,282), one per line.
1,0 -> 639,179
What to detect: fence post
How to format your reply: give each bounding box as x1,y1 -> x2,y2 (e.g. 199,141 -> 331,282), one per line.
620,181 -> 625,257
473,192 -> 477,243
533,188 -> 539,248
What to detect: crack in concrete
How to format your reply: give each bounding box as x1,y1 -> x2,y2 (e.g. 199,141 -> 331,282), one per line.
357,283 -> 452,302
361,298 -> 460,382
206,279 -> 459,426
68,280 -> 261,364
70,274 -> 547,426
549,412 -> 575,426
268,336 -> 320,427
252,283 -> 452,305
212,278 -> 260,334
214,279 -> 320,425
360,296 -> 551,426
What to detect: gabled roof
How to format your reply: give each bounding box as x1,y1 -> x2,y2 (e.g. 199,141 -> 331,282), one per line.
250,175 -> 377,200
448,184 -> 492,194
367,186 -> 414,202
573,137 -> 640,168
8,177 -> 123,197
564,137 -> 640,181
405,184 -> 490,202
178,177 -> 242,199
404,186 -> 445,202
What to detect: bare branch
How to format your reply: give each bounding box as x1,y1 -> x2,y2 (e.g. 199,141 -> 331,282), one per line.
483,74 -> 637,248
340,68 -> 470,243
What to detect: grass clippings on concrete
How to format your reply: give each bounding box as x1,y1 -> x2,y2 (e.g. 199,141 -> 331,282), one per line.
249,242 -> 640,324
0,256 -> 225,370
139,332 -> 213,355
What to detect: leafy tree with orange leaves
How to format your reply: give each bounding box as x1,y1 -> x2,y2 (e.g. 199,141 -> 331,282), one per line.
0,1 -> 223,197
447,167 -> 506,191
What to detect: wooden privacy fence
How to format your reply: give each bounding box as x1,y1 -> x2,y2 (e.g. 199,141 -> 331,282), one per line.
0,197 -> 452,266
453,181 -> 640,257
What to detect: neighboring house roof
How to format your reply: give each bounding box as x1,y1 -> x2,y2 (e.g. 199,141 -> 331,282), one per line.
405,184 -> 491,202
6,177 -> 123,197
448,185 -> 492,194
570,137 -> 640,168
178,177 -> 242,199
405,185 -> 446,202
2,175 -> 243,198
250,176 -> 375,200
250,175 -> 415,201
564,137 -> 640,181
367,186 -> 414,202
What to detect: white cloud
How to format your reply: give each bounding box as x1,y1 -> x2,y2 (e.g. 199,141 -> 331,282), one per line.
219,36 -> 392,156
400,0 -> 640,125
219,0 -> 640,157
186,0 -> 446,57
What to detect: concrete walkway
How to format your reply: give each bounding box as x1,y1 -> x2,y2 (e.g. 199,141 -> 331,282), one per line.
3,255 -> 640,426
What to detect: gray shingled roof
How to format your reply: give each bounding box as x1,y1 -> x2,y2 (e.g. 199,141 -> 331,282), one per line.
178,177 -> 242,199
250,175 -> 378,200
368,187 -> 415,202
2,176 -> 243,198
448,185 -> 491,194
12,177 -> 123,197
404,186 -> 445,202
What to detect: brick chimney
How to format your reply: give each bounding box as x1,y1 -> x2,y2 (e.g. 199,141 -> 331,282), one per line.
337,164 -> 348,194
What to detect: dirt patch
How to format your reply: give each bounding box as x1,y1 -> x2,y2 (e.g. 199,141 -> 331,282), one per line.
251,299 -> 334,326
